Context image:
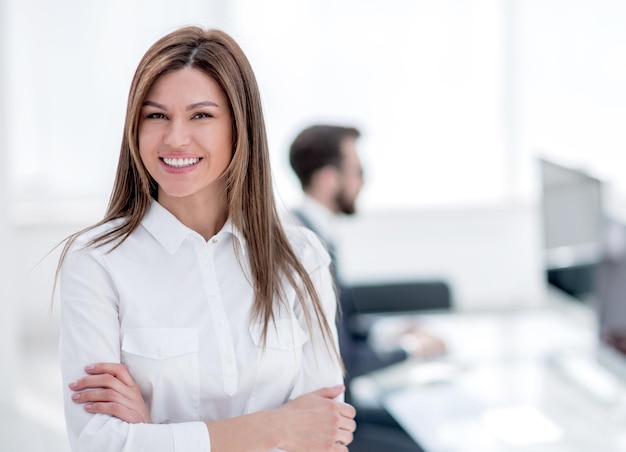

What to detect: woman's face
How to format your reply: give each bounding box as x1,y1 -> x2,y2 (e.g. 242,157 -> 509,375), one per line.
138,67 -> 233,206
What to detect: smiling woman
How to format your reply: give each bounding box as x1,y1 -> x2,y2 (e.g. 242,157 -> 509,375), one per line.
138,68 -> 233,217
55,26 -> 355,452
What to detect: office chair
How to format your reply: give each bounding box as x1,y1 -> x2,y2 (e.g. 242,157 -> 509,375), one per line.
349,280 -> 452,314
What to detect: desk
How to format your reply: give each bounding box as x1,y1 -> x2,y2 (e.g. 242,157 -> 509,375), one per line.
352,292 -> 626,451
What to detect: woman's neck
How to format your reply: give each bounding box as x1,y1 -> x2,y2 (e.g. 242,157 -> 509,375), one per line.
158,190 -> 228,241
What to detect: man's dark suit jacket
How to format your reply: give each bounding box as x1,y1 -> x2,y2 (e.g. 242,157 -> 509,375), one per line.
290,209 -> 407,392
291,208 -> 424,452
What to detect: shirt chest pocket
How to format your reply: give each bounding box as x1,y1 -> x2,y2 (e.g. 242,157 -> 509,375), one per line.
121,328 -> 200,423
249,318 -> 309,387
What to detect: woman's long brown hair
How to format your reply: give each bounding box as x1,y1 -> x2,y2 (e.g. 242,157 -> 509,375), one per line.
55,27 -> 341,367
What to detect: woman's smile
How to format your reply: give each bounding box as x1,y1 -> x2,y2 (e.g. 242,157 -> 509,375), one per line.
161,156 -> 202,168
159,155 -> 203,174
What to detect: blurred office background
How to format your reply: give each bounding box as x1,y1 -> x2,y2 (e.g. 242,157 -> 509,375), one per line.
2,0 -> 626,450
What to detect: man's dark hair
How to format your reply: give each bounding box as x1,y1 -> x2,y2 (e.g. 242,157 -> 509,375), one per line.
289,124 -> 361,190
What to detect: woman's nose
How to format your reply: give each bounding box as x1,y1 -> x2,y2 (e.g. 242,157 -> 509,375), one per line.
163,120 -> 191,147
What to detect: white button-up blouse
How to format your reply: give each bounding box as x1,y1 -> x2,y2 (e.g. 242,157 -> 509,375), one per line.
59,200 -> 343,452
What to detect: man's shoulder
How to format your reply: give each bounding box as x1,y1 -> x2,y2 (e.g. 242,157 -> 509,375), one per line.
281,219 -> 331,270
282,218 -> 317,248
287,206 -> 311,226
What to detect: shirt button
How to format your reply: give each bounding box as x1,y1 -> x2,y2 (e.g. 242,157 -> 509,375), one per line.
217,319 -> 225,327
208,290 -> 218,298
212,238 -> 218,244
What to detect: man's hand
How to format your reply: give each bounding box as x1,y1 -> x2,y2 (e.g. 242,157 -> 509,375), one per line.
399,326 -> 447,359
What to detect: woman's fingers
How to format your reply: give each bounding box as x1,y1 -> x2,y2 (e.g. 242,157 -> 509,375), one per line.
71,387 -> 124,405
309,384 -> 346,400
338,401 -> 356,420
70,373 -> 127,393
335,429 -> 354,449
276,387 -> 357,450
85,362 -> 137,387
335,414 -> 355,447
338,415 -> 356,433
69,362 -> 151,424
83,401 -> 148,424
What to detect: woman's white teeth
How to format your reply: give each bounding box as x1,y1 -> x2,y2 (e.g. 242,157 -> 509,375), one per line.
162,157 -> 200,168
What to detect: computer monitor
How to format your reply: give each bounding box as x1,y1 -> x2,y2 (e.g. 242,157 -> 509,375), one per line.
540,159 -> 626,380
539,158 -> 604,298
594,221 -> 626,379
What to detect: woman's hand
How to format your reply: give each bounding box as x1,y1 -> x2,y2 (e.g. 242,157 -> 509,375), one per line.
275,385 -> 356,451
69,362 -> 151,424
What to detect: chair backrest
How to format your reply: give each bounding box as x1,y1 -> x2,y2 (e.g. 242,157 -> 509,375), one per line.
349,280 -> 452,314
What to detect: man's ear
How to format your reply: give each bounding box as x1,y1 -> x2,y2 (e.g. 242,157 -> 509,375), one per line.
312,165 -> 341,193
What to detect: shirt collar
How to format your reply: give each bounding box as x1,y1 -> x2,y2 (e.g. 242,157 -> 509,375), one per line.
141,199 -> 247,255
220,216 -> 248,257
298,195 -> 337,244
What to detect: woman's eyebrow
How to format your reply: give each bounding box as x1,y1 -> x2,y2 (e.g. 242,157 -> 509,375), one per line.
186,100 -> 219,110
142,100 -> 166,109
141,100 -> 219,110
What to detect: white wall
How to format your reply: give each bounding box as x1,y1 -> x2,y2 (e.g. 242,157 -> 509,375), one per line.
516,0 -> 626,205
5,0 -> 524,217
0,0 -> 18,413
14,223 -> 82,341
337,202 -> 546,312
233,0 -> 514,210
8,1 -> 626,215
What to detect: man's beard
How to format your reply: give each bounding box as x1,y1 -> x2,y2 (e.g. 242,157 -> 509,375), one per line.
335,189 -> 357,216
